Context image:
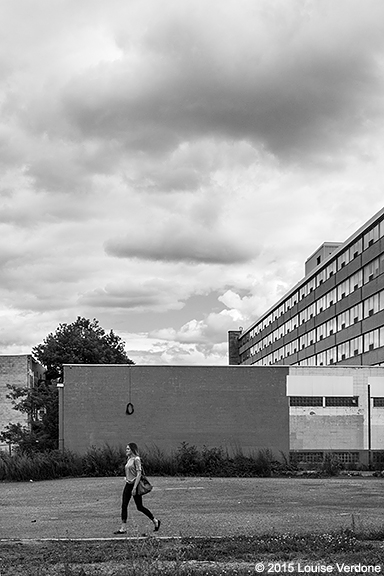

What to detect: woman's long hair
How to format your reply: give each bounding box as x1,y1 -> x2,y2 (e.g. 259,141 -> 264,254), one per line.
128,442 -> 139,456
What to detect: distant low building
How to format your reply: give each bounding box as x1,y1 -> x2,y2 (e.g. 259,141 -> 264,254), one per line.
0,355 -> 45,451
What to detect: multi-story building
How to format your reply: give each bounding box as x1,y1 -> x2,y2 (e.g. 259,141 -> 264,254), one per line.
0,355 -> 45,451
229,207 -> 384,368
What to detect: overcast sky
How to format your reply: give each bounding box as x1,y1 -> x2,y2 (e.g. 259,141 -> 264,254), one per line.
1,0 -> 384,365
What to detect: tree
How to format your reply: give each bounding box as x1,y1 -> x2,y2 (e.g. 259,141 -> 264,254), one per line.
0,379 -> 58,453
1,317 -> 133,452
32,316 -> 134,380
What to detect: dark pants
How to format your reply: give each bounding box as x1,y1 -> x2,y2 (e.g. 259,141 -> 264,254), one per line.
121,482 -> 154,523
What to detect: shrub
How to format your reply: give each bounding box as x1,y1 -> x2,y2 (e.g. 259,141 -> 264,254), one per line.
318,453 -> 343,476
141,444 -> 177,476
81,444 -> 125,477
0,442 -> 291,481
175,442 -> 203,475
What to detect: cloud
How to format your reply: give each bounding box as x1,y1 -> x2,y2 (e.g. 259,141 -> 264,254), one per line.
79,279 -> 186,313
105,223 -> 253,265
58,0 -> 384,167
0,0 -> 384,365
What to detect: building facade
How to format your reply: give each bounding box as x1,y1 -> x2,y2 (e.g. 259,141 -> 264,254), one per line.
288,365 -> 384,467
61,364 -> 290,457
60,364 -> 384,466
229,207 -> 384,368
0,355 -> 45,451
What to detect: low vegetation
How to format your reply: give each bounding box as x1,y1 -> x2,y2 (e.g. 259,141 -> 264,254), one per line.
0,528 -> 383,575
0,442 -> 383,482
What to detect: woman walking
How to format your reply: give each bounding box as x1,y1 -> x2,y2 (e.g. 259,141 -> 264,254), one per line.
114,442 -> 160,534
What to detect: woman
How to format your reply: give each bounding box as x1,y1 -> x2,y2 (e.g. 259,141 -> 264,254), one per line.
114,442 -> 160,534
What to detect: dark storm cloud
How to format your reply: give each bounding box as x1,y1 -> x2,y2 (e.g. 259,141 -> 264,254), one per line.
60,0 -> 384,165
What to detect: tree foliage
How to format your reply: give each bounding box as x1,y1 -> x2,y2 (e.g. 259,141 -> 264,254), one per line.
1,317 -> 133,452
32,316 -> 134,379
0,380 -> 58,453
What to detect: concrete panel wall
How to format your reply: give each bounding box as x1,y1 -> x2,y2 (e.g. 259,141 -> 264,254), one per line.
63,365 -> 290,457
289,366 -> 384,451
290,414 -> 364,450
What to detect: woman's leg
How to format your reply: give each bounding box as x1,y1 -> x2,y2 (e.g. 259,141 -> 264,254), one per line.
133,494 -> 154,520
121,483 -> 133,523
133,494 -> 161,530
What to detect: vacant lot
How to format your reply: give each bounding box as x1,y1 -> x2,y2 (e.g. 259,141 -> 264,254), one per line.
1,475 -> 384,540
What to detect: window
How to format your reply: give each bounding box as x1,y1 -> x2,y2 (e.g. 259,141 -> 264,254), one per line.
326,260 -> 337,278
349,270 -> 363,292
363,258 -> 380,284
290,396 -> 323,406
326,288 -> 337,308
350,336 -> 363,356
290,452 -> 324,464
299,309 -> 307,325
316,323 -> 327,341
316,351 -> 327,366
364,294 -> 379,318
307,329 -> 316,346
373,398 -> 384,407
337,251 -> 349,270
364,329 -> 380,352
316,295 -> 327,315
337,341 -> 350,362
333,452 -> 359,464
325,396 -> 359,407
326,318 -> 336,336
285,342 -> 293,357
337,311 -> 349,332
350,303 -> 363,324
337,279 -> 349,301
363,225 -> 380,249
326,347 -> 337,365
299,284 -> 307,300
317,268 -> 327,286
348,238 -> 363,260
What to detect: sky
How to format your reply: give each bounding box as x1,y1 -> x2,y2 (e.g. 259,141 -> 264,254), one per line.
1,0 -> 384,366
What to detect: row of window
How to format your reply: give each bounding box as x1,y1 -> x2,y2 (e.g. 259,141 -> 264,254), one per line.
246,256 -> 384,346
290,396 -> 359,406
243,218 -> 384,342
248,289 -> 384,358
251,327 -> 384,366
290,452 -> 359,464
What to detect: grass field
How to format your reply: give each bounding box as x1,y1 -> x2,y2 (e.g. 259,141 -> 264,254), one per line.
1,476 -> 384,574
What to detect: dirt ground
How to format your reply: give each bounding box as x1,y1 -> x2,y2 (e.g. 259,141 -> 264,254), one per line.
1,476 -> 383,540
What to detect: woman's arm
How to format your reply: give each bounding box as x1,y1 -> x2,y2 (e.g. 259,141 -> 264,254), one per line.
131,458 -> 142,495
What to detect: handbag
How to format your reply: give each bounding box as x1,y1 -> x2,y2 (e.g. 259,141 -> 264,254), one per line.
136,464 -> 153,496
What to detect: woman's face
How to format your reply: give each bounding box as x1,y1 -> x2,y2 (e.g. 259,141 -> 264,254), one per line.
126,445 -> 132,457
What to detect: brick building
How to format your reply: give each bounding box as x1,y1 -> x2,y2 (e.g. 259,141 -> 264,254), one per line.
60,364 -> 384,466
0,355 -> 45,451
60,364 -> 289,457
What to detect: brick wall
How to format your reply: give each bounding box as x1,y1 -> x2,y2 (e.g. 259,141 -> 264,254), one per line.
62,365 -> 290,457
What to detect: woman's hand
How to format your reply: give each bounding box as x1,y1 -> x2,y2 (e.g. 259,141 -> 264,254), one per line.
132,488 -> 136,496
